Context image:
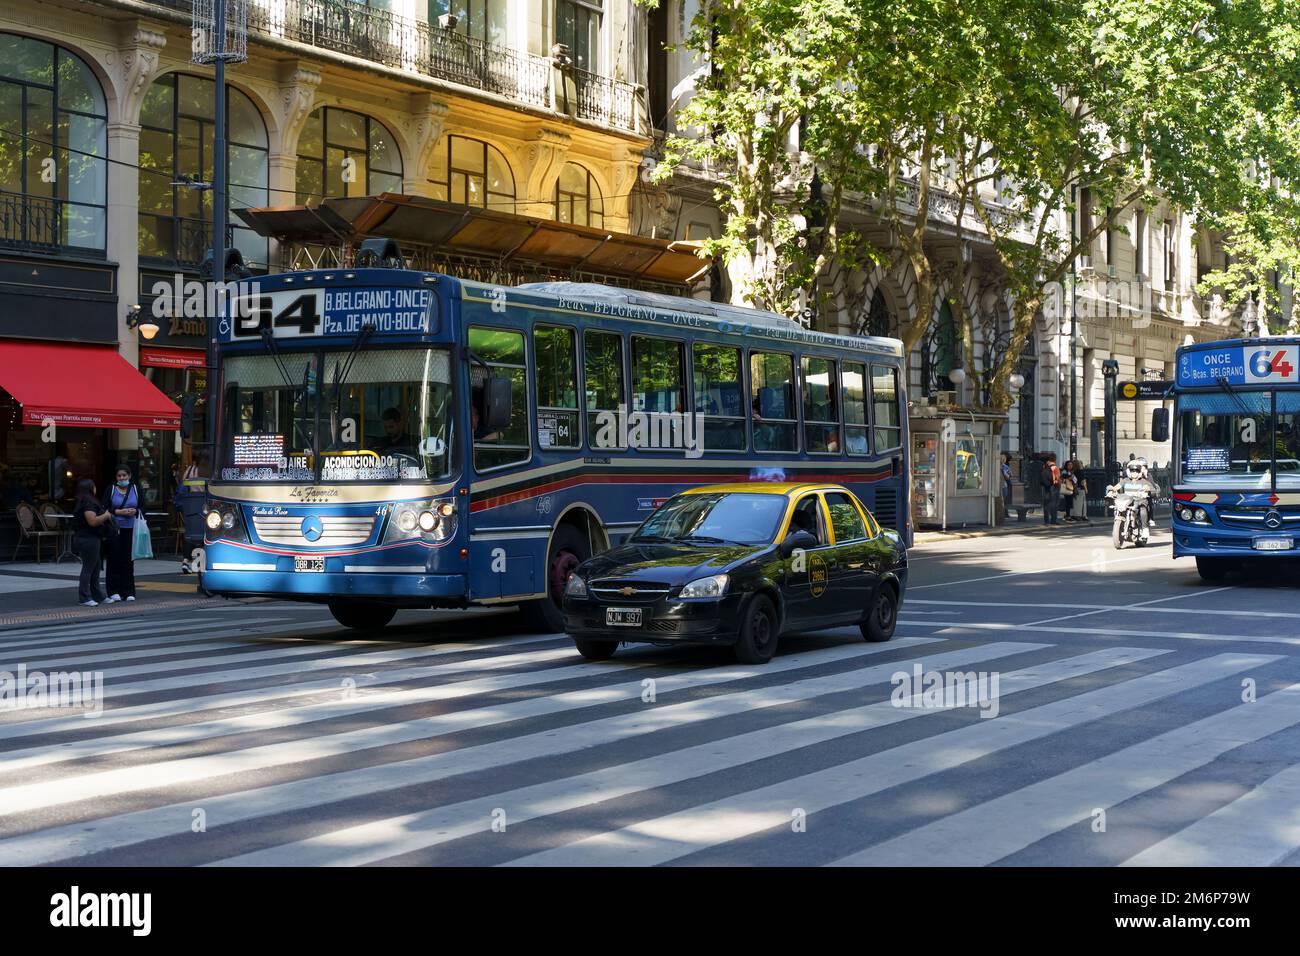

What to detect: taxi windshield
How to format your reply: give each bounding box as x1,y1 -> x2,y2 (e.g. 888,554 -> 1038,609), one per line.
632,492 -> 788,546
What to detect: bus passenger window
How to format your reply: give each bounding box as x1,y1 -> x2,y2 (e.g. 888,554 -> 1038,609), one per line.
872,365 -> 902,450
534,325 -> 580,449
693,343 -> 745,451
468,327 -> 529,470
842,361 -> 870,456
584,330 -> 625,448
631,337 -> 685,416
802,356 -> 841,454
749,351 -> 797,452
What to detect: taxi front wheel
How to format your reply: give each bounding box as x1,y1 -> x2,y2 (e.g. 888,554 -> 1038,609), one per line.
734,594 -> 779,664
861,584 -> 898,643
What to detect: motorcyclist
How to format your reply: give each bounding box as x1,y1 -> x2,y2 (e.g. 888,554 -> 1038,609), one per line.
1123,458 -> 1157,542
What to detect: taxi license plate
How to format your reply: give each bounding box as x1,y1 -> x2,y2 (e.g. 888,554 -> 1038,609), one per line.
1253,537 -> 1294,551
294,556 -> 326,572
605,607 -> 643,627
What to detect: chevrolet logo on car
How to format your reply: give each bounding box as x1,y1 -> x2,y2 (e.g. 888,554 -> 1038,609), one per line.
620,586 -> 637,596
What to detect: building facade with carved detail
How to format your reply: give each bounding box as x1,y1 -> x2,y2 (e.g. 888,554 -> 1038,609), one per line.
0,0 -> 659,523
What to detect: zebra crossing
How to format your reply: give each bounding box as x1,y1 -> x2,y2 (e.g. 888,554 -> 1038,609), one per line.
1,603 -> 1298,866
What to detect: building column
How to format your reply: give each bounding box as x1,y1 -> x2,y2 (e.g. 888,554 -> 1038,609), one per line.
401,93 -> 451,197
522,126 -> 572,219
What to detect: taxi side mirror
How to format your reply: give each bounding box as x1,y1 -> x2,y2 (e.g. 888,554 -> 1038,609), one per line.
781,529 -> 818,557
1151,407 -> 1169,443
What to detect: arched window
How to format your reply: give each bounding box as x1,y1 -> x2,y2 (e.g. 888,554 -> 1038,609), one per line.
922,300 -> 959,396
429,136 -> 515,209
0,33 -> 106,253
138,74 -> 269,268
296,107 -> 403,202
862,288 -> 897,338
554,162 -> 603,228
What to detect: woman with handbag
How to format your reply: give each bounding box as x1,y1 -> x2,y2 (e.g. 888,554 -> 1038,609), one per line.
73,478 -> 113,606
104,465 -> 142,603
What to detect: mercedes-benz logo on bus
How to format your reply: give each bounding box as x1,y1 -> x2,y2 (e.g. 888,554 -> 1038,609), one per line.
1265,511 -> 1283,529
301,515 -> 325,542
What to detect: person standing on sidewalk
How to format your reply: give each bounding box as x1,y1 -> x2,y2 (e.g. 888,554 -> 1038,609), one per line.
1000,452 -> 1013,517
104,465 -> 140,604
72,478 -> 112,606
1068,460 -> 1091,522
1040,453 -> 1062,525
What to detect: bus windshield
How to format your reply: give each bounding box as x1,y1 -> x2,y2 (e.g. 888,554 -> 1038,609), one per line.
220,347 -> 454,482
1178,390 -> 1300,488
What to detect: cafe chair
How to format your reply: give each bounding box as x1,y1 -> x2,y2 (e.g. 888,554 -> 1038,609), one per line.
12,501 -> 60,563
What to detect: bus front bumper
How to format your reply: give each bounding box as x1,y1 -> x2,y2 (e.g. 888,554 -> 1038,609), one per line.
201,567 -> 468,605
1172,523 -> 1300,559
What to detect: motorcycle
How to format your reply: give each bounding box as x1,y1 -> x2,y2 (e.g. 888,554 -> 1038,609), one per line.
1106,482 -> 1152,549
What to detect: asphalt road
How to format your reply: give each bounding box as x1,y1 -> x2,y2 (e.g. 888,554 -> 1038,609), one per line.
3,523 -> 1300,866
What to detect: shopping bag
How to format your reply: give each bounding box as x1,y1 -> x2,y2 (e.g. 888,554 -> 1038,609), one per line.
132,517 -> 154,560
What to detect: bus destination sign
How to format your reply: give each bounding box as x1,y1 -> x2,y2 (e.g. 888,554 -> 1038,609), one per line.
1177,344 -> 1300,388
220,288 -> 433,341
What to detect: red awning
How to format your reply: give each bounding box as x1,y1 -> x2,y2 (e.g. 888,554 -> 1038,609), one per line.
0,341 -> 181,430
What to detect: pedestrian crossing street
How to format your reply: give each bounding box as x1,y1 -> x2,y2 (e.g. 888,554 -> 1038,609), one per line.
2,604 -> 1299,866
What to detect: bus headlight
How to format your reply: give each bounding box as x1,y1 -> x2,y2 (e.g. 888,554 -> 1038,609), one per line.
385,498 -> 457,544
204,502 -> 247,542
1194,508 -> 1208,523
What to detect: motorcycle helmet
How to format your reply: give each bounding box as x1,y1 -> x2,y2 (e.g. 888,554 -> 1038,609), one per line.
1126,460 -> 1144,479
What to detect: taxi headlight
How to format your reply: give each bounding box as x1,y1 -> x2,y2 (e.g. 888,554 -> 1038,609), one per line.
205,510 -> 223,531
680,574 -> 729,599
564,573 -> 588,598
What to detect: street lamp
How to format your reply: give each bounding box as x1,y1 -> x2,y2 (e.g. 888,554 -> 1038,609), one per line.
125,305 -> 159,340
947,367 -> 967,385
1009,372 -> 1026,391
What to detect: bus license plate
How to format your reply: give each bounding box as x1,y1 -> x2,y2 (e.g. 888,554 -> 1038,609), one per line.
605,607 -> 643,627
294,556 -> 325,572
1253,537 -> 1294,551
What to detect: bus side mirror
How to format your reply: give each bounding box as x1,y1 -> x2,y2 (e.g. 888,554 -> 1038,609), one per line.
484,376 -> 512,431
1151,407 -> 1170,443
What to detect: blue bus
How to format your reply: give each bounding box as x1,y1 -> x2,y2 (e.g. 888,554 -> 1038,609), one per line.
201,268 -> 910,630
1165,336 -> 1300,581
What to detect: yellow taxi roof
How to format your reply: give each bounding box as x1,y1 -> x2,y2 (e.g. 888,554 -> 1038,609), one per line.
679,482 -> 846,496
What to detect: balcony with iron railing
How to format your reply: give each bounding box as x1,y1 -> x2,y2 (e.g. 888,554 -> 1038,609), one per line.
147,0 -> 642,132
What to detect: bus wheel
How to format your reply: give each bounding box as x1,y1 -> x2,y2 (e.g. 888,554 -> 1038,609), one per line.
1196,556 -> 1232,582
328,600 -> 397,631
521,525 -> 588,633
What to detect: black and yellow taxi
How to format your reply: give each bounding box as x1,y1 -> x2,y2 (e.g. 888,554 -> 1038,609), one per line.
562,483 -> 907,664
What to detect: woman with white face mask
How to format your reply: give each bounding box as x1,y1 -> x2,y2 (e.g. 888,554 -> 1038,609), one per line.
104,465 -> 140,603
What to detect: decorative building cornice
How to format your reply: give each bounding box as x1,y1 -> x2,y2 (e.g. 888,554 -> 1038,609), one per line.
524,127 -> 573,210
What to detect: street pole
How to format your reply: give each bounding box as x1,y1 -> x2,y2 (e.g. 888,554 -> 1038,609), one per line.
1070,185 -> 1078,464
1102,358 -> 1119,482
205,0 -> 227,465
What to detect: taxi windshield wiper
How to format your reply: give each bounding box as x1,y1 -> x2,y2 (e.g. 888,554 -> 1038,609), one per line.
680,534 -> 733,545
632,533 -> 673,543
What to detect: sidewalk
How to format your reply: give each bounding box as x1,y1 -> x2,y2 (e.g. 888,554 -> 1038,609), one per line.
0,558 -> 241,630
914,518 -> 1104,543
